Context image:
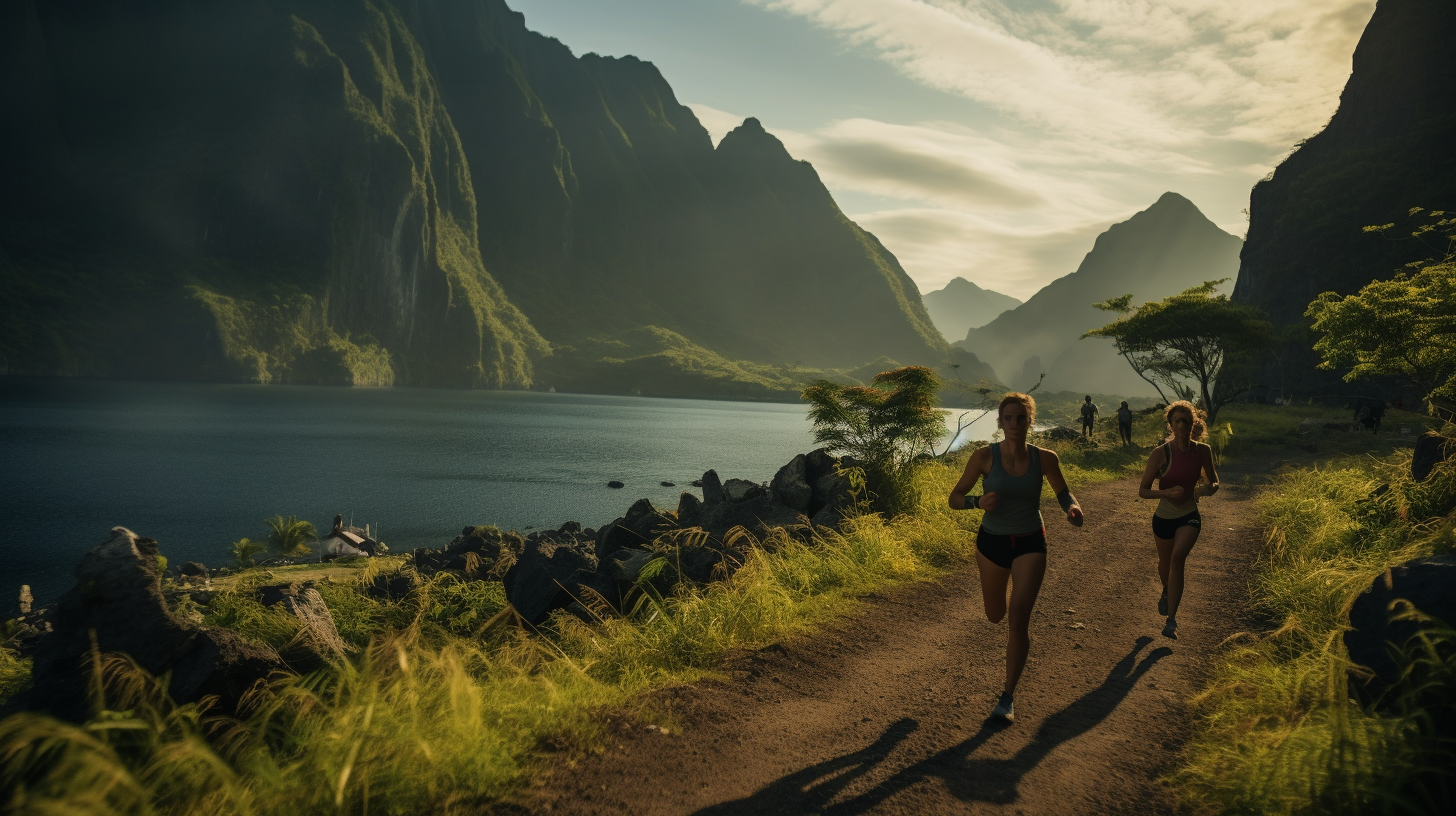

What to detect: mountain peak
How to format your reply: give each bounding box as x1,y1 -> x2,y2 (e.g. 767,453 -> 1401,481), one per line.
1150,191 -> 1195,210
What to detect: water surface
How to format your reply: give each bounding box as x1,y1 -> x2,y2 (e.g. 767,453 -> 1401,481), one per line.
2,379 -> 830,603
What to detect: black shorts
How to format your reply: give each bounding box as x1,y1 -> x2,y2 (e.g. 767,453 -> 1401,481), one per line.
1152,511 -> 1201,540
976,527 -> 1048,569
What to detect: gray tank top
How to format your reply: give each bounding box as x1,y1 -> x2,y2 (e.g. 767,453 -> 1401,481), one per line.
981,442 -> 1044,535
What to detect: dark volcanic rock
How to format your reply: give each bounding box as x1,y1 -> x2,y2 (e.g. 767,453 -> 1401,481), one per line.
17,527 -> 286,723
595,499 -> 678,561
1412,431 -> 1452,482
676,492 -> 703,527
723,478 -> 765,503
443,526 -> 524,577
1345,554 -> 1456,701
256,581 -> 349,670
701,470 -> 725,507
771,454 -> 813,512
504,535 -> 599,624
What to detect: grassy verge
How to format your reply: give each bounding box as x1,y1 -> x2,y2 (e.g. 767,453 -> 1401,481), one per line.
1176,441 -> 1456,814
0,460 -> 994,815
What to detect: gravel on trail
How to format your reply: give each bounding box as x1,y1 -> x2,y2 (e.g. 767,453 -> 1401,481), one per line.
525,476 -> 1262,816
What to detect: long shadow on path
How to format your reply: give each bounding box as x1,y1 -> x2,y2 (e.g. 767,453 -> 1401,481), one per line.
695,637 -> 1171,816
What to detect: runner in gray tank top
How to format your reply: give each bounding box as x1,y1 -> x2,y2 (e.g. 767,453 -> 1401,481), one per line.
949,392 -> 1084,724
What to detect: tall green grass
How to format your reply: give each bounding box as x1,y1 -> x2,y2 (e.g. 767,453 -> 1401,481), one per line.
0,461 -> 982,815
1178,449 -> 1456,815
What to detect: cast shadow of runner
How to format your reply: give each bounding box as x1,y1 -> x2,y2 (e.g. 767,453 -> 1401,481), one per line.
694,636 -> 1170,816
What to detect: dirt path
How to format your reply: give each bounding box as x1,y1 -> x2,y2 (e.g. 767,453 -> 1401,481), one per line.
524,477 -> 1263,815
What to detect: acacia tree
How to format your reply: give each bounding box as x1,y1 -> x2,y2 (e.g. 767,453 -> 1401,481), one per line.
1090,293 -> 1180,404
1308,209 -> 1456,419
1085,280 -> 1273,425
802,366 -> 945,514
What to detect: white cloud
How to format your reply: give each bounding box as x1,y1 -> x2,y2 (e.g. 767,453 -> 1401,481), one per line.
690,1 -> 1369,297
747,0 -> 1372,158
854,208 -> 1113,299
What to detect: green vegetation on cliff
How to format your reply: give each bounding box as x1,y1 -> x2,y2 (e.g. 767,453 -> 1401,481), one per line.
0,0 -> 950,389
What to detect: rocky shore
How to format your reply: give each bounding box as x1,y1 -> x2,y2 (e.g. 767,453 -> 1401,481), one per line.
2,449 -> 863,722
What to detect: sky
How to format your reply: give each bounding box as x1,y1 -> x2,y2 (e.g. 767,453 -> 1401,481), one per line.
507,0 -> 1375,300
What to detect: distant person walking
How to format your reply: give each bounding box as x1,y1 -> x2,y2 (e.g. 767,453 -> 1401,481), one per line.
1138,401 -> 1219,640
950,392 -> 1084,723
1080,395 -> 1099,438
1116,401 -> 1134,446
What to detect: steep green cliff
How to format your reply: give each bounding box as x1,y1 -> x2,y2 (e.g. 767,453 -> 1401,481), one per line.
1228,0 -> 1456,398
0,0 -> 948,389
1,0 -> 546,387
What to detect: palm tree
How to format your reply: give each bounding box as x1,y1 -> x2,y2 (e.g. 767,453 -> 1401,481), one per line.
264,515 -> 317,557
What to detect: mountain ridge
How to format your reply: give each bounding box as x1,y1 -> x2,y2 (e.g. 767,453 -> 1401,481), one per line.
923,278 -> 1022,342
0,0 -> 949,391
957,192 -> 1242,395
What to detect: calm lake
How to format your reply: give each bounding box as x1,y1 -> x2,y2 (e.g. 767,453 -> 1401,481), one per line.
0,378 -> 997,604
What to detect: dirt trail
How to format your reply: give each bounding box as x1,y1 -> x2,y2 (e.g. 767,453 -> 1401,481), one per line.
525,477 -> 1263,815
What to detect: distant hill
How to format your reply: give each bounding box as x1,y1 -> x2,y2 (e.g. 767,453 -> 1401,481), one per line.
1227,0 -> 1456,400
957,193 -> 1243,396
923,278 -> 1021,342
0,0 -> 947,389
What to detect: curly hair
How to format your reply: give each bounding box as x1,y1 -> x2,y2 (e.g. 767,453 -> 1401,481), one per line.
999,392 -> 1037,428
1163,400 -> 1207,441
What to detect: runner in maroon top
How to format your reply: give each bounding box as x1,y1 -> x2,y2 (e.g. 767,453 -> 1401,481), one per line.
1137,400 -> 1219,640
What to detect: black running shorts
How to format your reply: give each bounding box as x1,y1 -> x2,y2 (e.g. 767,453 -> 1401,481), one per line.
976,527 -> 1048,569
1152,510 -> 1201,540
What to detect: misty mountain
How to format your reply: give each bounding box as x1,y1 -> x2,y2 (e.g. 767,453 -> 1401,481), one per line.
1228,0 -> 1456,399
922,278 -> 1021,342
956,193 -> 1242,396
0,0 -> 947,389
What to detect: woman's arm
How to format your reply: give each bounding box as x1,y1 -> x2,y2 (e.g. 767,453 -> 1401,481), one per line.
1198,444 -> 1220,496
949,446 -> 991,509
1040,449 -> 1084,525
1139,446 -> 1184,501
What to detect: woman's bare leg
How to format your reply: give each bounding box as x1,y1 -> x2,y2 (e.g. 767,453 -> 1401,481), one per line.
1004,553 -> 1047,695
976,550 -> 1011,624
1165,526 -> 1200,618
1156,536 -> 1174,591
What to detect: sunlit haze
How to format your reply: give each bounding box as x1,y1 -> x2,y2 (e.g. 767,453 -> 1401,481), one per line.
509,0 -> 1374,299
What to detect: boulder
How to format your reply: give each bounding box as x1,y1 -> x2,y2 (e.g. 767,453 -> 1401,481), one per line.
1345,554 -> 1456,700
693,492 -> 812,545
1412,431 -> 1452,482
771,454 -> 813,512
701,469 -> 725,507
179,561 -> 208,578
256,581 -> 350,670
723,479 -> 765,503
595,499 -> 677,561
442,526 -> 524,577
503,535 -> 599,624
366,571 -> 418,601
574,547 -> 658,614
15,527 -> 286,723
607,480 -> 625,489
676,492 -> 703,527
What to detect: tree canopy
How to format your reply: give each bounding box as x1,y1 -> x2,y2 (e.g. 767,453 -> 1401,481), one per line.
1086,280 -> 1272,424
1307,209 -> 1456,418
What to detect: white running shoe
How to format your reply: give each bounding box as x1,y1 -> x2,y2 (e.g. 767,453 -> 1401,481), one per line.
1162,616 -> 1179,640
991,694 -> 1015,723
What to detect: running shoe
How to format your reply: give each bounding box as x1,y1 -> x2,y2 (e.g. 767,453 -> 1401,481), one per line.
991,692 -> 1015,723
1162,616 -> 1179,640
1158,590 -> 1168,616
